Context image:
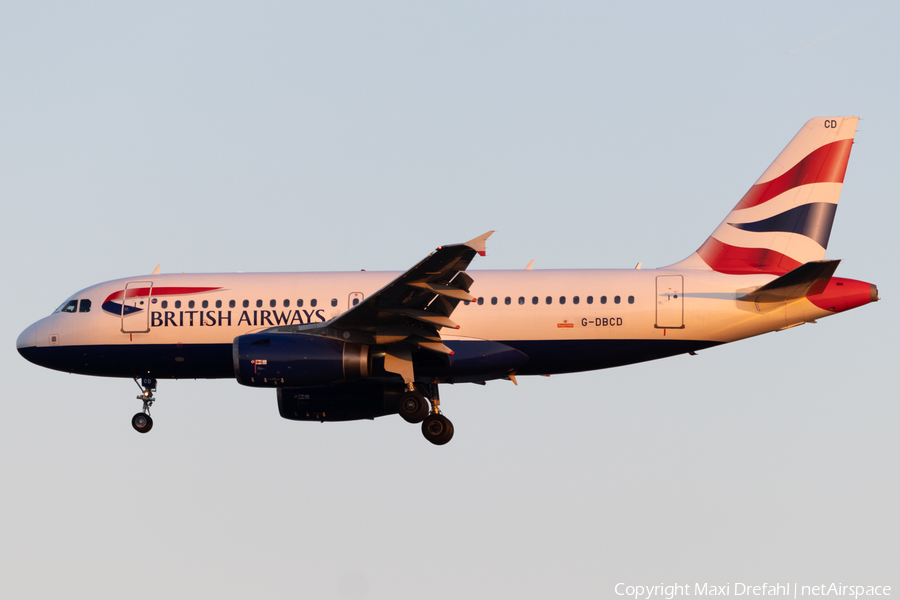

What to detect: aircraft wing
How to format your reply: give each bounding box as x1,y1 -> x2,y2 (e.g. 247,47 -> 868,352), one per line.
272,231 -> 493,354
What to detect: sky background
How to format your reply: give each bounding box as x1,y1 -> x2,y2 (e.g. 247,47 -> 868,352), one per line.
1,2 -> 897,598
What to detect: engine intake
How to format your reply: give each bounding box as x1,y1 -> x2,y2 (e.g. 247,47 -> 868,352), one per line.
233,333 -> 370,387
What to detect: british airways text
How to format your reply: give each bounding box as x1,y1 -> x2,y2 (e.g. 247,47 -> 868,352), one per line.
150,309 -> 327,328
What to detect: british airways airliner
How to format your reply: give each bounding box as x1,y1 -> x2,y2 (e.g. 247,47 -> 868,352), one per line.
17,117 -> 878,445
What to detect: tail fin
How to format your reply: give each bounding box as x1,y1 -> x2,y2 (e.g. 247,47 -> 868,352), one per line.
667,117 -> 859,275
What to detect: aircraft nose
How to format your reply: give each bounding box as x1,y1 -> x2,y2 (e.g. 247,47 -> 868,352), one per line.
17,322 -> 37,351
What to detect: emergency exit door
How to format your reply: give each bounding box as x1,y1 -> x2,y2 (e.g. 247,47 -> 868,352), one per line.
348,292 -> 364,310
655,275 -> 684,329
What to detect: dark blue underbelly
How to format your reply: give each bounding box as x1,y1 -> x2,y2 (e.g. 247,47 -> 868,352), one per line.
18,338 -> 720,381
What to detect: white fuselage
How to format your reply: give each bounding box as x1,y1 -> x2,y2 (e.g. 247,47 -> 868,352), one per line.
18,267 -> 838,381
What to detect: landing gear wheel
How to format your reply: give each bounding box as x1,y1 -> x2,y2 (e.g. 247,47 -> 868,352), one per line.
422,414 -> 454,445
132,376 -> 157,433
132,413 -> 153,433
398,391 -> 429,423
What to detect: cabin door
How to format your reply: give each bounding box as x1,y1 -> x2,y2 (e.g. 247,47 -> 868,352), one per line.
121,281 -> 154,333
655,275 -> 684,329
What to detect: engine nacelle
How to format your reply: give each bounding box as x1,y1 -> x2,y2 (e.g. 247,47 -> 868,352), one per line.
277,382 -> 403,421
233,332 -> 370,388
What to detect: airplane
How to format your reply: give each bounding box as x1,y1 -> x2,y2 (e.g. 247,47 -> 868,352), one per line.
16,117 -> 879,445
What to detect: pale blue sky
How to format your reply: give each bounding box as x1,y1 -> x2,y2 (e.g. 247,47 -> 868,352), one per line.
1,2 -> 897,599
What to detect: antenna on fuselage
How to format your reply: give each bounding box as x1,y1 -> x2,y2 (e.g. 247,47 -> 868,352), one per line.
152,264 -> 160,275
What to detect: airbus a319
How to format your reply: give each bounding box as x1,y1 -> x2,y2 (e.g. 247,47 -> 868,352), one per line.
17,117 -> 878,445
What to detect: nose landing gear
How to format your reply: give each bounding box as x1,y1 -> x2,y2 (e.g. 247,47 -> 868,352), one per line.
132,376 -> 156,434
132,412 -> 153,433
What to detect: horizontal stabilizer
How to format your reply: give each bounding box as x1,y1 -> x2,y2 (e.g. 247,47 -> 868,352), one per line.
738,260 -> 840,303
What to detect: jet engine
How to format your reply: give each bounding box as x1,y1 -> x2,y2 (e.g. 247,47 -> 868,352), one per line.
233,332 -> 370,388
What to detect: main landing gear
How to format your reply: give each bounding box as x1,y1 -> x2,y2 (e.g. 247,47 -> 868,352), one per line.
398,384 -> 453,445
132,376 -> 156,434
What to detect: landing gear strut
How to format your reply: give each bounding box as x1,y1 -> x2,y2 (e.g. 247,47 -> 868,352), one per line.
398,383 -> 454,445
132,376 -> 156,434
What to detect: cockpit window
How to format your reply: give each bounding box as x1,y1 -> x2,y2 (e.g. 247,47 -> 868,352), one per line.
57,300 -> 78,313
54,298 -> 91,314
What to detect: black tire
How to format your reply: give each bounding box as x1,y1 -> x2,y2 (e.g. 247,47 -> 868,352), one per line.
421,414 -> 454,445
398,392 -> 429,424
132,413 -> 153,433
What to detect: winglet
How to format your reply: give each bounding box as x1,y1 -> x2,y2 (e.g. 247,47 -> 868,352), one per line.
464,230 -> 494,257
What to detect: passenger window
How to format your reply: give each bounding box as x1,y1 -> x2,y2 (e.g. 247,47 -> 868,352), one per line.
601,296 -> 607,304
311,299 -> 317,307
504,297 -> 511,305
464,300 -> 470,306
284,299 -> 290,308
518,297 -> 525,305
628,296 -> 635,304
216,300 -> 222,308
79,299 -> 91,313
188,300 -> 195,309
477,297 -> 484,306
573,296 -> 580,305
175,300 -> 182,309
353,298 -> 360,306
559,296 -> 566,305
227,300 -> 233,308
256,300 -> 263,308
161,300 -> 168,309
202,300 -> 208,308
545,296 -> 552,305
614,296 -> 621,304
269,299 -> 276,308
491,297 -> 497,305
243,300 -> 249,308
297,299 -> 303,307
532,296 -> 538,305
331,298 -> 337,307
587,296 -> 593,305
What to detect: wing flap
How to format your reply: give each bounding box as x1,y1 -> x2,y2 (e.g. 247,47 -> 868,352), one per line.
408,336 -> 455,355
406,281 -> 476,302
382,308 -> 460,329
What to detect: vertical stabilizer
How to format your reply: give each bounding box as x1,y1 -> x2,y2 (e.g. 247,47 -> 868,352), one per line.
666,117 -> 858,274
